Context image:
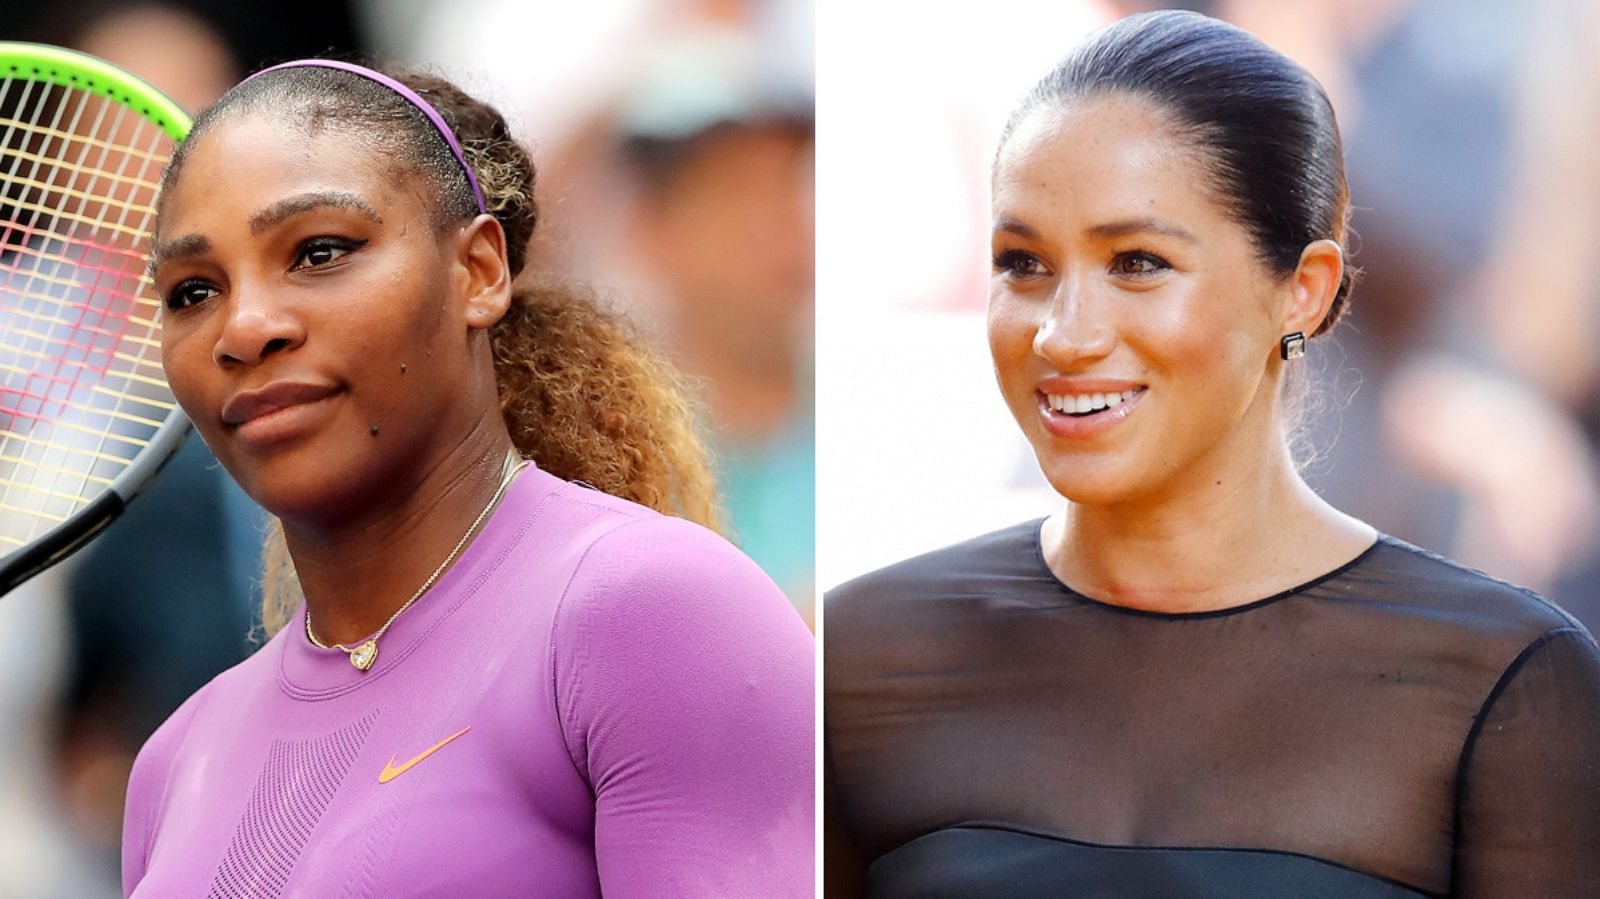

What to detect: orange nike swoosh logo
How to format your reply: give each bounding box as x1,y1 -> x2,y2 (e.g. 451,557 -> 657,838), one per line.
378,726 -> 472,784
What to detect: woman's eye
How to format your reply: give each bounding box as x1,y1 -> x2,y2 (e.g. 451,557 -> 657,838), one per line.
292,237 -> 363,270
993,249 -> 1048,278
1111,251 -> 1170,277
165,280 -> 218,310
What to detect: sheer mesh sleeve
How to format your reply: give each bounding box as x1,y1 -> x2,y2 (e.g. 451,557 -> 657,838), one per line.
825,746 -> 867,898
1453,627 -> 1600,897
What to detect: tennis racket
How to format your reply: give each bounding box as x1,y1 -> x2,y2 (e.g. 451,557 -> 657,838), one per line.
0,42 -> 192,596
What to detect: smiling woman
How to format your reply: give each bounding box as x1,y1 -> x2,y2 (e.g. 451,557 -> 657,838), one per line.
121,60 -> 813,897
985,90 -> 1348,511
824,10 -> 1600,899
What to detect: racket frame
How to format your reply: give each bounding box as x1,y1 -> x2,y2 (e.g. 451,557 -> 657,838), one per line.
0,41 -> 193,594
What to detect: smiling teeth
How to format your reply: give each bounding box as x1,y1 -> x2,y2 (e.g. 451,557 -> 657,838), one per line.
1046,389 -> 1140,414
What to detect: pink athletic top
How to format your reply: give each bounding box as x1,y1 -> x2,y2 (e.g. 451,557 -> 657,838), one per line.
121,465 -> 815,897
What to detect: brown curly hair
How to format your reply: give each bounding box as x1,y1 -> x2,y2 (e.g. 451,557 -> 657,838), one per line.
162,64 -> 723,637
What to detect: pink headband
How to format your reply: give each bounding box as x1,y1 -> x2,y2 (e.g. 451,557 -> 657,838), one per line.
241,59 -> 488,216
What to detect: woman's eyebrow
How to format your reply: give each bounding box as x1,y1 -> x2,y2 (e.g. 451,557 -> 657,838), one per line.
993,218 -> 1040,239
991,217 -> 1198,243
248,190 -> 383,235
146,192 -> 384,279
146,233 -> 211,279
1083,218 -> 1197,242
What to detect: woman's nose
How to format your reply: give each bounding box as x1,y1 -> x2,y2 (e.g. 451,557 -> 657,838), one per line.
211,287 -> 304,368
1032,279 -> 1115,367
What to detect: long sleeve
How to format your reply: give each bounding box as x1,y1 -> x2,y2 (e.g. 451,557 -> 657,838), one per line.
1453,627 -> 1600,897
552,515 -> 815,898
121,692 -> 202,896
825,744 -> 867,898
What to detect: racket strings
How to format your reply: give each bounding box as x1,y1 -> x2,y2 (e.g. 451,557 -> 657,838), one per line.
0,71 -> 176,551
0,111 -> 170,165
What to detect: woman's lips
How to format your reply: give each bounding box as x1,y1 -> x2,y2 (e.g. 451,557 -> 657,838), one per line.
1035,383 -> 1147,439
221,381 -> 341,448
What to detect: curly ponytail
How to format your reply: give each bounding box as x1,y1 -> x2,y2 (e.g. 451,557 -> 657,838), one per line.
162,63 -> 723,637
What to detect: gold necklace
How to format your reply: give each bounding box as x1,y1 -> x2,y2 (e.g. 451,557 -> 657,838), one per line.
305,450 -> 528,671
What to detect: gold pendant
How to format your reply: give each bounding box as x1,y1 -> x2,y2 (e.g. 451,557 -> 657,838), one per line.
350,640 -> 378,671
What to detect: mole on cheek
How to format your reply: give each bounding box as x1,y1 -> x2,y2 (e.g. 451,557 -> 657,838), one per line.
370,425 -> 379,437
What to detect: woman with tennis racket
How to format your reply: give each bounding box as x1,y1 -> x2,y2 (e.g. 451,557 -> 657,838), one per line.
115,60 -> 813,896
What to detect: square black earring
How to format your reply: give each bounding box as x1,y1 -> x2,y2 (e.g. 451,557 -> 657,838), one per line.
1280,332 -> 1306,360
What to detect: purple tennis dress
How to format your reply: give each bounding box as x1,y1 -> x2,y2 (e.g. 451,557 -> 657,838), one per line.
121,465 -> 815,897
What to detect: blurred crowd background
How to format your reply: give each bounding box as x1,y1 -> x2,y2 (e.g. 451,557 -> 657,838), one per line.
817,0 -> 1600,625
0,0 -> 812,894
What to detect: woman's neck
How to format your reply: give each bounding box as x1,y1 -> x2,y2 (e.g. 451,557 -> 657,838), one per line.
283,417 -> 518,646
1044,436 -> 1375,614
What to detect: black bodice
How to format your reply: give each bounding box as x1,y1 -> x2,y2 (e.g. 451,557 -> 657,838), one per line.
825,522 -> 1600,898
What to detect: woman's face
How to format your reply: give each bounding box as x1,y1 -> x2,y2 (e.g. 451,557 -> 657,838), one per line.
152,112 -> 492,523
988,95 -> 1297,507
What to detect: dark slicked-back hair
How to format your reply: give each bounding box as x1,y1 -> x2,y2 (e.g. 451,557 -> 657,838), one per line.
1001,10 -> 1356,335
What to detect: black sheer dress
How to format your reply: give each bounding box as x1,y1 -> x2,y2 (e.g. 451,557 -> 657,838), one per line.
824,521 -> 1600,898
